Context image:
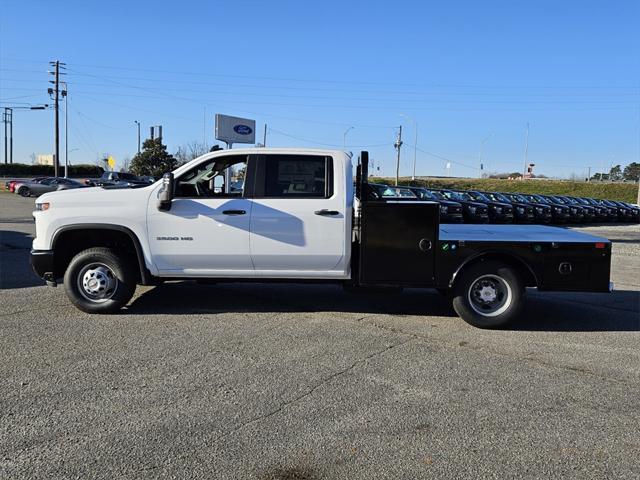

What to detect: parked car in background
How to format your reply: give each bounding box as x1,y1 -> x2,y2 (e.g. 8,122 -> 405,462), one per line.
367,183 -> 417,199
408,187 -> 464,223
502,193 -> 553,224
556,196 -> 596,223
620,201 -> 640,223
545,195 -> 586,223
6,177 -> 47,193
483,191 -> 535,223
433,189 -> 490,223
583,198 -> 617,222
463,190 -> 514,223
91,171 -> 154,187
14,177 -> 85,197
601,199 -> 635,222
521,194 -> 570,223
574,197 -> 608,222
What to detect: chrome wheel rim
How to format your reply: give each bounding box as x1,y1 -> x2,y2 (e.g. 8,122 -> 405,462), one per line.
468,274 -> 512,317
77,263 -> 118,303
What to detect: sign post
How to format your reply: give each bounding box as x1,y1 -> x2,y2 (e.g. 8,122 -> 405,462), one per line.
215,114 -> 256,149
215,114 -> 256,193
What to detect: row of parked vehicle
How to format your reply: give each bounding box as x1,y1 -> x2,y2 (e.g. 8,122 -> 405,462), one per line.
4,172 -> 155,197
367,184 -> 640,224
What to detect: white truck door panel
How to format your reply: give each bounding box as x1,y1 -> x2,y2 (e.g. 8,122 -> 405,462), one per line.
249,154 -> 346,276
148,198 -> 253,274
250,199 -> 344,272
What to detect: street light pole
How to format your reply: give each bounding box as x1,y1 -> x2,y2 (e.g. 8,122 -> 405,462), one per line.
343,126 -> 354,149
134,121 -> 141,154
479,133 -> 493,178
400,114 -> 418,180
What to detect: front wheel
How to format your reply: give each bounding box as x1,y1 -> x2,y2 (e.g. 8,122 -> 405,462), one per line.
18,187 -> 30,197
452,261 -> 524,328
64,247 -> 137,313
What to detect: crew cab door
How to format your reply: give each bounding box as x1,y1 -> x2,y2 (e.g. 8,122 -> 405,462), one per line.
147,154 -> 255,276
249,154 -> 347,277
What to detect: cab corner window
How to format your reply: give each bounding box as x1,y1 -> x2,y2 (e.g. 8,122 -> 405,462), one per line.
262,155 -> 332,198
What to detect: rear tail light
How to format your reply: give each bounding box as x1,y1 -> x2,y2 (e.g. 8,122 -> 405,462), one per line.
595,242 -> 606,249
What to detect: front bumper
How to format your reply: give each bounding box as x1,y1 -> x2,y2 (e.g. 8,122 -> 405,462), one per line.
30,249 -> 57,286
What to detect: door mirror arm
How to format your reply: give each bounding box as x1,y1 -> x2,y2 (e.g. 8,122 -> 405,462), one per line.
157,172 -> 174,211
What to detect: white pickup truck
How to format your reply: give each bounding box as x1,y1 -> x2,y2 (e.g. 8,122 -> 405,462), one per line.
31,148 -> 613,328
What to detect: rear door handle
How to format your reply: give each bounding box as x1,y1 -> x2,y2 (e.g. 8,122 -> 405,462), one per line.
222,209 -> 246,215
314,209 -> 340,216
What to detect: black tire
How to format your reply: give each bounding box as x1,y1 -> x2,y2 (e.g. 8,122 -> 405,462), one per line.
64,247 -> 137,313
18,187 -> 30,197
452,260 -> 524,328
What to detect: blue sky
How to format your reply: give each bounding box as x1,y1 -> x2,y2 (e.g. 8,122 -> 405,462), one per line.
1,0 -> 639,178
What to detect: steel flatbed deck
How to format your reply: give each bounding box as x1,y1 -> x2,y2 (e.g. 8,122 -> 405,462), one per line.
439,224 -> 609,244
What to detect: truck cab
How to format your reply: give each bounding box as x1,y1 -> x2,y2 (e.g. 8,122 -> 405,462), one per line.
31,148 -> 613,328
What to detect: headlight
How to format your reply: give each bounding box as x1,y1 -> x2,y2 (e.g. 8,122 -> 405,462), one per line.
517,207 -> 525,213
35,202 -> 50,211
535,206 -> 543,212
494,206 -> 502,213
468,206 -> 477,213
440,205 -> 448,214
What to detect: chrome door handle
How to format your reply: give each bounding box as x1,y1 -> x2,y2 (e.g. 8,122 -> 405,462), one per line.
222,209 -> 246,215
314,209 -> 340,216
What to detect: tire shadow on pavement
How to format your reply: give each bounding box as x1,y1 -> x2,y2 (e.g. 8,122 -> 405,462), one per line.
126,282 -> 458,318
125,282 -> 639,332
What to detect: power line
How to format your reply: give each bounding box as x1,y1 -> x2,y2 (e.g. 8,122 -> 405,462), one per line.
267,128 -> 391,148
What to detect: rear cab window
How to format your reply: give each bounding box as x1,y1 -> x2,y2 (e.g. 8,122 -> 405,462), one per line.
255,154 -> 333,198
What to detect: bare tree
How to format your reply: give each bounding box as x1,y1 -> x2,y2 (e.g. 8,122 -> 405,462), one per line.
175,141 -> 208,166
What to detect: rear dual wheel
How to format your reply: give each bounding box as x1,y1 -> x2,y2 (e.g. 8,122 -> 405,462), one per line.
452,261 -> 524,328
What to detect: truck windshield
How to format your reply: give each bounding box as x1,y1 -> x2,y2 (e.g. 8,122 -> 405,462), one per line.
411,188 -> 433,199
428,190 -> 446,200
468,191 -> 490,202
445,191 -> 471,201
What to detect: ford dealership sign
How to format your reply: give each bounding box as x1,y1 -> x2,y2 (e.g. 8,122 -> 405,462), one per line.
233,124 -> 253,135
215,114 -> 256,145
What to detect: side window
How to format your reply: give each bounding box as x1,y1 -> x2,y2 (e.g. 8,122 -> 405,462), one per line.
174,155 -> 248,198
261,155 -> 332,198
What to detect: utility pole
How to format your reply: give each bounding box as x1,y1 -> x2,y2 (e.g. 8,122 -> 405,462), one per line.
134,121 -> 141,153
263,123 -> 267,147
2,108 -> 12,164
49,60 -> 65,177
394,125 -> 403,186
522,122 -> 529,180
2,108 -> 10,164
2,109 -> 6,164
400,114 -> 417,180
587,166 -> 591,182
61,83 -> 68,177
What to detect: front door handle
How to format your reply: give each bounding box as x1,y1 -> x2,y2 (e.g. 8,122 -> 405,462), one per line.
314,209 -> 340,216
222,209 -> 246,215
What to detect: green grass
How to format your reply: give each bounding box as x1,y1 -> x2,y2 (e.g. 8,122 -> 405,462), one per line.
373,177 -> 639,203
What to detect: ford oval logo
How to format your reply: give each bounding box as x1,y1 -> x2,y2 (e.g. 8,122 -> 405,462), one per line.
233,124 -> 253,135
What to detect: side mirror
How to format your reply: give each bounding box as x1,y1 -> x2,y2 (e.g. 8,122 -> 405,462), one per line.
157,172 -> 174,211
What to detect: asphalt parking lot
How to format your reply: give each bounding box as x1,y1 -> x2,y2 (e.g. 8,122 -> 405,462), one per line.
1,192 -> 639,479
